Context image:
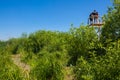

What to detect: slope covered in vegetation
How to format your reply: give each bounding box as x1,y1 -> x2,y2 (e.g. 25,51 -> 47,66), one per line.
0,0 -> 120,80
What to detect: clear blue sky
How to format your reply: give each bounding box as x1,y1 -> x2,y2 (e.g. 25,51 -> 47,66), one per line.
0,0 -> 112,40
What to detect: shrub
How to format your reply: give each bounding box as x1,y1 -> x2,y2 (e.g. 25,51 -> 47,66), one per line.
30,52 -> 64,80
0,52 -> 24,80
75,44 -> 120,80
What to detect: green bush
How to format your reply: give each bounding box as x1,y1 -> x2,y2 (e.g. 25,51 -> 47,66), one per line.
30,52 -> 64,80
0,52 -> 24,80
67,26 -> 98,65
75,43 -> 120,80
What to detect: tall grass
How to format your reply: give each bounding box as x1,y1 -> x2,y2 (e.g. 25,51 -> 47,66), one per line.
0,51 -> 24,80
30,52 -> 64,80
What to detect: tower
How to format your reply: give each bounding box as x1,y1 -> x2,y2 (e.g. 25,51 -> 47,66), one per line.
88,10 -> 104,40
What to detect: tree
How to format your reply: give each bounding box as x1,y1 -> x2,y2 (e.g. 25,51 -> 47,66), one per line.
101,0 -> 120,44
67,26 -> 98,65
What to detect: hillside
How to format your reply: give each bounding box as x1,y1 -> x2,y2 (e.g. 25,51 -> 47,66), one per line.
0,0 -> 120,80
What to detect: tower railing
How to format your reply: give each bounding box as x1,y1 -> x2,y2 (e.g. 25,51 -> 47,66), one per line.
88,16 -> 104,40
88,16 -> 103,26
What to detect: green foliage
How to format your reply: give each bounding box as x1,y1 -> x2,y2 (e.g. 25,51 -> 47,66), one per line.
30,52 -> 64,80
22,30 -> 68,65
23,30 -> 67,54
1,25 -> 120,80
75,42 -> 120,80
19,31 -> 68,80
6,37 -> 27,54
67,26 -> 98,65
101,0 -> 120,43
0,52 -> 24,80
0,40 -> 7,51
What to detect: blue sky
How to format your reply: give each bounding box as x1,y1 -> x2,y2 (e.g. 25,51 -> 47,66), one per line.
0,0 -> 112,40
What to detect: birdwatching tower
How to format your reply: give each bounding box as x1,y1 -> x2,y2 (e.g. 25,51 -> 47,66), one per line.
88,10 -> 104,40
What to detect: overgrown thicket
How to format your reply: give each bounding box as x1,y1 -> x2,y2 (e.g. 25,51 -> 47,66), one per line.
75,42 -> 120,80
0,47 -> 24,80
0,0 -> 120,80
74,1 -> 120,80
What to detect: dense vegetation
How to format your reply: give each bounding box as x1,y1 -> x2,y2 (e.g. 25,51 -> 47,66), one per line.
0,0 -> 120,80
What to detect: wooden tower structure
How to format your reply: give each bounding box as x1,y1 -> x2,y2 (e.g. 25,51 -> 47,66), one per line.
88,10 -> 104,40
